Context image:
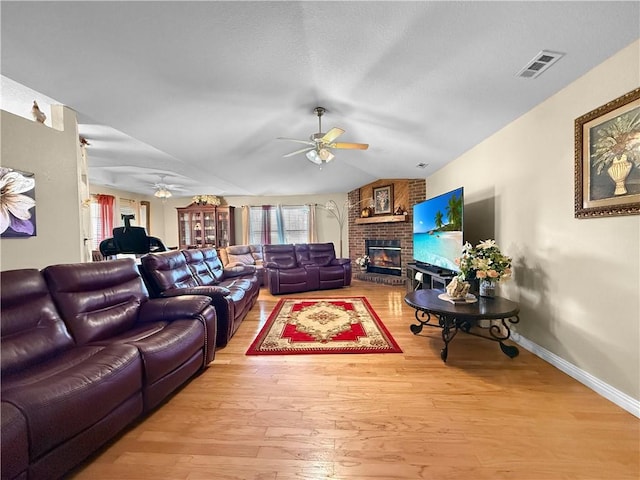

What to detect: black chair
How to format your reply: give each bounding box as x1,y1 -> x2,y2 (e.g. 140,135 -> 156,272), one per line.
113,226 -> 152,254
98,215 -> 167,258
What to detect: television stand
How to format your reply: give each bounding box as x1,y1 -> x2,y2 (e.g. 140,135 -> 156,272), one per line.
406,263 -> 455,292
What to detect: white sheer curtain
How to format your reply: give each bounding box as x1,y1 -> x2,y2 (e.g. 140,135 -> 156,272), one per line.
308,204 -> 318,242
242,205 -> 250,244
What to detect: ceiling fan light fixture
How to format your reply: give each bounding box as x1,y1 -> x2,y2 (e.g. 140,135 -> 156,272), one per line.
319,148 -> 334,162
306,149 -> 321,164
154,187 -> 172,199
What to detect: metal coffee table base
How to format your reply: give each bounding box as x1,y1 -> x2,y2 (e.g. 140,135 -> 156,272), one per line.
409,309 -> 520,362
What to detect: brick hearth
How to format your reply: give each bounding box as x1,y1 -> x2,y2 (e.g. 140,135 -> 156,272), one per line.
353,271 -> 407,286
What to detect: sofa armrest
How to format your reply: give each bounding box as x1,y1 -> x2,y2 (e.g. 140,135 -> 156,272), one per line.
332,258 -> 351,266
161,285 -> 232,298
223,264 -> 256,278
139,295 -> 213,323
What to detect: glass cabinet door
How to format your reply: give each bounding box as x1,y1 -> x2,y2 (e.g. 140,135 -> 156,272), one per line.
191,211 -> 203,246
203,210 -> 216,247
217,209 -> 229,247
178,211 -> 191,246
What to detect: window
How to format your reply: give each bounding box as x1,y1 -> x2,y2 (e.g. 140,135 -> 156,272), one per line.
89,194 -> 114,250
119,198 -> 140,228
248,205 -> 309,245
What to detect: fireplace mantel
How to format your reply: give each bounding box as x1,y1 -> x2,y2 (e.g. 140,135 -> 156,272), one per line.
354,214 -> 407,225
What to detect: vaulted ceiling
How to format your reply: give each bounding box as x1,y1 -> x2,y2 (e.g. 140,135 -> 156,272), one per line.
2,1 -> 639,197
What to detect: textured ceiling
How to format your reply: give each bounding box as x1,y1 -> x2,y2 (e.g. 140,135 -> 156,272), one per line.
2,1 -> 639,197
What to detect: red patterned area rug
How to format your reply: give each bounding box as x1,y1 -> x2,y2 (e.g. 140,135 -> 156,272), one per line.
246,296 -> 402,355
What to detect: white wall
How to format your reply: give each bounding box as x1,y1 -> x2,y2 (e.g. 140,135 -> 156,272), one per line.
159,193 -> 348,255
1,107 -> 85,270
427,40 -> 640,401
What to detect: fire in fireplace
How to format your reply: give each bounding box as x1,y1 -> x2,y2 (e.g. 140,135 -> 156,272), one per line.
365,239 -> 401,276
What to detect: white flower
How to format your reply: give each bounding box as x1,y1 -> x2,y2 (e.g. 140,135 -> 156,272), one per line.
455,238 -> 512,283
478,239 -> 496,249
355,255 -> 369,267
0,168 -> 35,234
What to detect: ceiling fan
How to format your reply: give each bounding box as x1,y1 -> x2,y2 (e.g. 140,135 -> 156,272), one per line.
278,107 -> 369,165
151,175 -> 182,199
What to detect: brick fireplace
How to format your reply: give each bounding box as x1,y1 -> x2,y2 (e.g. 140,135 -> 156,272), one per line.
365,239 -> 402,276
348,179 -> 426,283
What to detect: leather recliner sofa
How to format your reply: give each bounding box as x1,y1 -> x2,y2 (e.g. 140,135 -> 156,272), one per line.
219,244 -> 265,285
140,247 -> 260,348
262,242 -> 352,295
0,259 -> 217,480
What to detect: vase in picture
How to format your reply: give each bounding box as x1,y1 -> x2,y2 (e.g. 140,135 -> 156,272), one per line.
479,279 -> 496,298
607,154 -> 633,195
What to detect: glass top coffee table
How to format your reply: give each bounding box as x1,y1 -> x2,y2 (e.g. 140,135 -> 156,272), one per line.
404,289 -> 520,362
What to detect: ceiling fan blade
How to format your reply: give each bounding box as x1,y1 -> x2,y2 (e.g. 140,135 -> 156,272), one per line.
283,146 -> 315,158
321,127 -> 345,143
277,137 -> 315,146
331,142 -> 369,150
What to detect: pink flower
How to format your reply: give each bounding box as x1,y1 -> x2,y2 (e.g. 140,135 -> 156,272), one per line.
487,270 -> 499,278
476,270 -> 487,279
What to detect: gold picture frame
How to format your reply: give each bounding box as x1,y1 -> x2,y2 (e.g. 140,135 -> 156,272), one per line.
574,87 -> 640,218
373,185 -> 393,215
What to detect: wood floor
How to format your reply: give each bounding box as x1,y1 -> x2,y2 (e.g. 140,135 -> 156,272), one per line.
71,280 -> 639,480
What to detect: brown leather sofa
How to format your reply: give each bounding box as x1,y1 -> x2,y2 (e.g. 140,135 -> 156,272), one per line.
219,244 -> 265,285
0,259 -> 217,480
140,247 -> 260,348
263,242 -> 352,295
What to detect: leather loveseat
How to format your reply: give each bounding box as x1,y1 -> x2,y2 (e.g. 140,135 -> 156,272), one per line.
219,244 -> 265,285
140,247 -> 260,348
0,259 -> 217,480
262,242 -> 352,295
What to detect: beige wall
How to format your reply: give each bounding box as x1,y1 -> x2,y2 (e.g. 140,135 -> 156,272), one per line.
1,107 -> 85,270
160,193 -> 348,255
427,40 -> 640,400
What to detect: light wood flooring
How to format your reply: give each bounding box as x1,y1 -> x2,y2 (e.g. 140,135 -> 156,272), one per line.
71,280 -> 639,480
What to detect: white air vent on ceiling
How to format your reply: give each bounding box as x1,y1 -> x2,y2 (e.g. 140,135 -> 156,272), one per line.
516,50 -> 565,79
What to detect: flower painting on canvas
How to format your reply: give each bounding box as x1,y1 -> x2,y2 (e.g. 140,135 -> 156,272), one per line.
0,167 -> 36,238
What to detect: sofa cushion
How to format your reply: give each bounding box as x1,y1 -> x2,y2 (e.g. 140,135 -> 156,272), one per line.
250,245 -> 264,264
296,242 -> 337,267
98,320 -> 205,385
263,244 -> 298,269
1,269 -> 75,375
227,252 -> 255,266
1,343 -> 142,462
200,247 -> 226,282
140,250 -> 199,297
1,402 -> 28,480
43,259 -> 147,345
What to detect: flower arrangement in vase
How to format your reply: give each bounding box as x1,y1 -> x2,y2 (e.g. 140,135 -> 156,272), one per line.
455,239 -> 512,297
354,254 -> 370,270
192,195 -> 221,206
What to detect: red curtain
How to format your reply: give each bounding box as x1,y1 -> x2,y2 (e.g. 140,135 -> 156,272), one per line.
96,194 -> 114,243
261,205 -> 271,244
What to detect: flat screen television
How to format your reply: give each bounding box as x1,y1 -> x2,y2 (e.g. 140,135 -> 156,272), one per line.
412,187 -> 464,274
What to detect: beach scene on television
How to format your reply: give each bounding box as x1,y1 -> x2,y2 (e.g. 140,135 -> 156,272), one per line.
413,187 -> 463,272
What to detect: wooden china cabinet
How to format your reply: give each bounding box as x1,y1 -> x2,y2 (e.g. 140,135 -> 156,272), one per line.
176,203 -> 235,249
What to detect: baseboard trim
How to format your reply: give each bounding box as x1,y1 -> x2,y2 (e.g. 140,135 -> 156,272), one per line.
511,332 -> 640,418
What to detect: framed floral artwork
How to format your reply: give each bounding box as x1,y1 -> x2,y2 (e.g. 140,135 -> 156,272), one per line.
373,185 -> 393,215
574,87 -> 640,218
0,167 -> 37,237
